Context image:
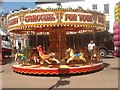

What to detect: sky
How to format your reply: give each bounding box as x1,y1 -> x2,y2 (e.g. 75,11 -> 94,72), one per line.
1,0 -> 119,14
1,1 -> 36,13
0,0 -> 84,13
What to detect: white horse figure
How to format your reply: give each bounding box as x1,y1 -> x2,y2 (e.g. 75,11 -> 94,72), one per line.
66,48 -> 86,64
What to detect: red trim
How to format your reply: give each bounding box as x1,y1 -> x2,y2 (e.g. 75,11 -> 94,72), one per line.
12,63 -> 103,75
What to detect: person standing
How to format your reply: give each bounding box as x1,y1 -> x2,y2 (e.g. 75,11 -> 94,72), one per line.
87,40 -> 95,62
12,46 -> 17,62
88,40 -> 95,52
17,45 -> 21,53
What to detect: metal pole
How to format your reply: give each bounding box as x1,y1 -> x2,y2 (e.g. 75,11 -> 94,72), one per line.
35,32 -> 38,47
73,31 -> 75,50
58,32 -> 61,63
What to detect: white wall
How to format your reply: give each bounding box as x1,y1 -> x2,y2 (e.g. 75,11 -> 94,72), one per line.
36,0 -> 120,33
83,0 -> 119,33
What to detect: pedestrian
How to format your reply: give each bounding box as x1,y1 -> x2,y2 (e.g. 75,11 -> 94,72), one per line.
12,46 -> 17,59
13,46 -> 17,54
88,40 -> 95,52
87,40 -> 95,62
17,45 -> 21,53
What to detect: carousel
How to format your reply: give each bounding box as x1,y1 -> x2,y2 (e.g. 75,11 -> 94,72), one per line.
7,5 -> 106,75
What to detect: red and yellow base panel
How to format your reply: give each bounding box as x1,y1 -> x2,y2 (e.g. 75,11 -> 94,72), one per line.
12,62 -> 104,75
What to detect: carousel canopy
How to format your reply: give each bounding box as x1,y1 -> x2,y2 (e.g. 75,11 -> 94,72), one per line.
7,7 -> 106,34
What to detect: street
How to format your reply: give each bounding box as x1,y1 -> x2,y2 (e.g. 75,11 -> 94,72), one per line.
0,56 -> 119,89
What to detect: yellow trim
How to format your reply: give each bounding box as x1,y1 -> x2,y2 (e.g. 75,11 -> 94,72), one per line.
7,9 -> 106,33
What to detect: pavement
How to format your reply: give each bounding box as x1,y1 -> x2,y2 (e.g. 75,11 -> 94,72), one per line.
0,56 -> 119,89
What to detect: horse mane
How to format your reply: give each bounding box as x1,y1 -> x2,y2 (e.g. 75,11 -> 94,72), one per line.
65,48 -> 74,57
70,49 -> 74,56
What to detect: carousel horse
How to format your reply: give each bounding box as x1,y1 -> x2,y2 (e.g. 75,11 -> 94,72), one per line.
62,48 -> 74,63
91,48 -> 100,61
37,45 -> 60,64
15,51 -> 26,64
27,49 -> 40,64
65,48 -> 86,64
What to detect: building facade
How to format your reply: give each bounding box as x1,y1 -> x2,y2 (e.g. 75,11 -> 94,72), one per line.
0,13 -> 8,29
0,13 -> 25,50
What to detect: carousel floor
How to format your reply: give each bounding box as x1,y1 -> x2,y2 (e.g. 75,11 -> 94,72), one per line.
12,61 -> 104,75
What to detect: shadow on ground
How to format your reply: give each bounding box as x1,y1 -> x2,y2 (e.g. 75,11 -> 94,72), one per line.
48,75 -> 70,90
111,67 -> 120,71
103,55 -> 115,59
0,71 -> 4,73
103,63 -> 110,68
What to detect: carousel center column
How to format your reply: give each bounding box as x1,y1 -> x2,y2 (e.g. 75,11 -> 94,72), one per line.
49,28 -> 67,63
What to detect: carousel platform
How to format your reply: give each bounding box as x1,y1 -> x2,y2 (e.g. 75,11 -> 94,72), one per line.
12,61 -> 104,75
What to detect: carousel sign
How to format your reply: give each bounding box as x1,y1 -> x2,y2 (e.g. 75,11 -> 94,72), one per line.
8,11 -> 105,28
8,12 -> 57,27
24,14 -> 55,22
24,12 -> 57,24
8,16 -> 19,27
62,12 -> 104,25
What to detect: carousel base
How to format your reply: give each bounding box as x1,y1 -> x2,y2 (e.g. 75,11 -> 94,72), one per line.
12,61 -> 104,75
